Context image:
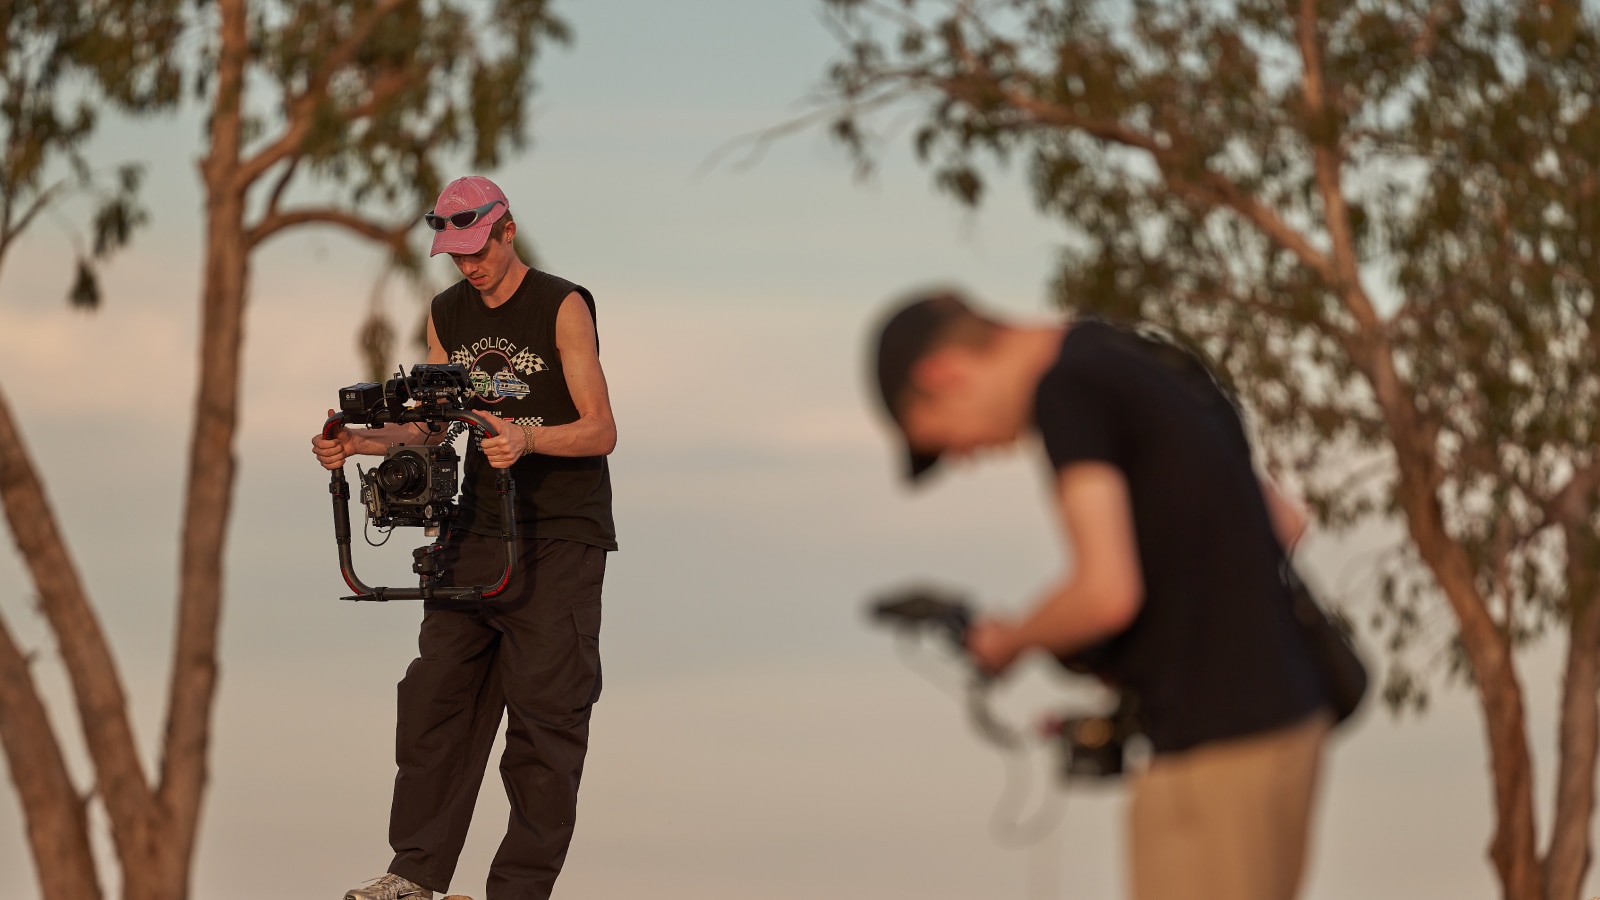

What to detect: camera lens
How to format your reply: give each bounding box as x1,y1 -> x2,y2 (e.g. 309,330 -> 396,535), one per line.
376,451 -> 428,499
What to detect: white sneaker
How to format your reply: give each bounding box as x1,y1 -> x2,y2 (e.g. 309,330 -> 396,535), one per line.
343,873 -> 434,900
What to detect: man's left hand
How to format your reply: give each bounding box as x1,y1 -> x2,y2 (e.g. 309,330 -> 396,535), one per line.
479,418 -> 527,469
967,618 -> 1024,676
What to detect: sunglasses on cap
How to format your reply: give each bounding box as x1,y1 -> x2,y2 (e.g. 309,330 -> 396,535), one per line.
423,199 -> 505,232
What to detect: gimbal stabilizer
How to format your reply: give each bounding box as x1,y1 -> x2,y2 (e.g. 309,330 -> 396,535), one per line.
322,407 -> 517,604
868,585 -> 1139,780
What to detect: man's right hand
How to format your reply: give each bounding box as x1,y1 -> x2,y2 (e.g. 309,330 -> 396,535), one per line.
967,617 -> 1024,677
311,408 -> 360,470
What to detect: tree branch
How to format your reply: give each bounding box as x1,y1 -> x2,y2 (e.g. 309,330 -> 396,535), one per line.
1008,90 -> 1338,284
231,0 -> 408,192
0,382 -> 154,864
1544,455 -> 1600,529
1294,0 -> 1374,330
262,156 -> 300,223
1501,454 -> 1600,552
1,178 -> 74,250
246,205 -> 411,251
937,50 -> 1341,286
337,67 -> 416,124
1164,168 -> 1340,288
0,612 -> 100,900
302,0 -> 410,102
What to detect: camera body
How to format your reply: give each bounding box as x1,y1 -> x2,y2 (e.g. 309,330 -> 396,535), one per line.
360,443 -> 460,529
1050,694 -> 1144,781
337,364 -> 479,531
1055,713 -> 1130,779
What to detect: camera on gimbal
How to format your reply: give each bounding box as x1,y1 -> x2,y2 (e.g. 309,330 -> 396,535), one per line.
360,444 -> 458,529
323,363 -> 519,604
1044,696 -> 1143,780
338,364 -> 473,530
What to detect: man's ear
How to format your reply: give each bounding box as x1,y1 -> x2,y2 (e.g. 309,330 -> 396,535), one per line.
503,219 -> 517,242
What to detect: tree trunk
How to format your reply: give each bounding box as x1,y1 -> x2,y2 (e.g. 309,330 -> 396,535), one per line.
1481,653 -> 1543,900
0,391 -> 102,897
1364,362 -> 1544,900
0,615 -> 100,900
144,1 -> 252,896
1544,528 -> 1600,900
1298,13 -> 1550,886
0,354 -> 160,894
145,180 -> 249,900
1400,499 -> 1542,900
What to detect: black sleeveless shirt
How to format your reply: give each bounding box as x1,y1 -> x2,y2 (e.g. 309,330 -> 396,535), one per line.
431,269 -> 617,550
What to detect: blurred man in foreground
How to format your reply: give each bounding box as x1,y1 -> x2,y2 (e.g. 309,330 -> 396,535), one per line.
872,289 -> 1331,900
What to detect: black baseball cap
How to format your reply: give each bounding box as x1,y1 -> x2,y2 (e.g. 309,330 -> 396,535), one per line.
872,289 -> 976,482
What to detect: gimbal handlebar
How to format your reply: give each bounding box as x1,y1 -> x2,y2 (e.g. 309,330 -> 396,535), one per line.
869,587 -> 974,648
866,583 -> 1138,779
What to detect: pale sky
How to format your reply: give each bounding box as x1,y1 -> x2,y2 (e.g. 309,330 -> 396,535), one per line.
0,2 -> 1592,898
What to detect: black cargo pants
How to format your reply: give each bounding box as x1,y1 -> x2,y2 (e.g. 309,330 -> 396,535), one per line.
387,534 -> 605,900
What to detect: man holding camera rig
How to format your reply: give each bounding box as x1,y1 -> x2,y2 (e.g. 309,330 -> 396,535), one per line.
872,290 -> 1331,900
311,175 -> 616,900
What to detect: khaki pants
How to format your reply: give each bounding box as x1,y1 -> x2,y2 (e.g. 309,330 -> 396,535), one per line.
1129,710 -> 1331,900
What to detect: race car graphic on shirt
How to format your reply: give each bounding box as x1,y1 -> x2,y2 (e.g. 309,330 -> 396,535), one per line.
451,337 -> 547,404
491,369 -> 530,399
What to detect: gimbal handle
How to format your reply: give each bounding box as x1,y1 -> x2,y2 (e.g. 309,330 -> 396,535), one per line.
868,587 -> 973,648
867,586 -> 1027,748
324,409 -> 519,603
319,407 -> 504,441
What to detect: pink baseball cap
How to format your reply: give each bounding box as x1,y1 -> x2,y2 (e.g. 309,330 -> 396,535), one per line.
427,175 -> 511,257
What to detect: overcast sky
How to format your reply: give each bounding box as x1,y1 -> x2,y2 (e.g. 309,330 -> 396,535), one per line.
0,2 -> 1592,898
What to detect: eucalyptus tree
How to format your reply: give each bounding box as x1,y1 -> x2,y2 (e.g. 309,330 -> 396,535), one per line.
818,1 -> 1600,898
0,2 -> 569,898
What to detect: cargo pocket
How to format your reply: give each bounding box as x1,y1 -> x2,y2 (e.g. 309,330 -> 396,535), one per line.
573,600 -> 602,707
